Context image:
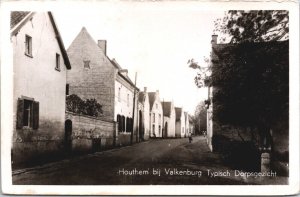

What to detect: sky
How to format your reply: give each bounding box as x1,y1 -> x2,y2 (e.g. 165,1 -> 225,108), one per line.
52,2 -> 225,114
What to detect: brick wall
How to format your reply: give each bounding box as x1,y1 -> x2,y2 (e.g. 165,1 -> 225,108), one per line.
67,28 -> 116,121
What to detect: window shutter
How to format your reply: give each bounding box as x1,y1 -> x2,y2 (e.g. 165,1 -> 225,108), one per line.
16,98 -> 24,129
32,101 -> 39,129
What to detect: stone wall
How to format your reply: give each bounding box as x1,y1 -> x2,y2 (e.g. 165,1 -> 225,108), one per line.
66,112 -> 116,153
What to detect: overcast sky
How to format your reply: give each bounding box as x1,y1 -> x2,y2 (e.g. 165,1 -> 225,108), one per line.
52,2 -> 225,114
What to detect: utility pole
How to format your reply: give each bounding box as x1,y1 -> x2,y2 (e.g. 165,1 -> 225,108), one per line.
131,72 -> 137,145
162,99 -> 165,138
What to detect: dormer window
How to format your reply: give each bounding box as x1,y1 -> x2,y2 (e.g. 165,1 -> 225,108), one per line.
84,60 -> 90,69
25,35 -> 32,57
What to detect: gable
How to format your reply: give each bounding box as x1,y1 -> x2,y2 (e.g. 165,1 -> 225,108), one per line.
11,11 -> 71,69
67,27 -> 115,71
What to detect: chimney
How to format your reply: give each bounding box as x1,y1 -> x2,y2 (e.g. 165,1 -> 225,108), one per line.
98,40 -> 107,55
211,35 -> 218,46
144,87 -> 147,93
156,90 -> 159,95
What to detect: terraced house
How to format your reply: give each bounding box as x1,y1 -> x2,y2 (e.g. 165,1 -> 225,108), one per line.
161,101 -> 176,138
11,12 -> 71,165
67,27 -> 139,147
138,87 -> 150,141
148,91 -> 163,138
175,107 -> 185,138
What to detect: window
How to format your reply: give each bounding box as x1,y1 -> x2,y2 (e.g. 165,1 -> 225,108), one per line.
55,53 -> 60,71
66,84 -> 69,96
159,114 -> 161,124
153,113 -> 155,123
83,60 -> 90,69
127,94 -> 129,106
118,87 -> 121,102
16,98 -> 39,129
25,35 -> 32,57
156,103 -> 158,109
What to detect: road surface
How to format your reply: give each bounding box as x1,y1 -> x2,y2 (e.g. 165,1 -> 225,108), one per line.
12,136 -> 287,185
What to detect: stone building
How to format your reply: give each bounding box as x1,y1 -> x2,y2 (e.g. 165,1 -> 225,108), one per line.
175,107 -> 185,138
11,12 -> 71,165
138,87 -> 150,141
67,27 -> 139,147
148,91 -> 163,138
161,101 -> 176,138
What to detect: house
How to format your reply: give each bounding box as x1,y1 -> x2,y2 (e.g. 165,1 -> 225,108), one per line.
148,91 -> 163,138
67,27 -> 139,147
161,101 -> 176,138
11,12 -> 71,165
175,107 -> 185,138
138,87 -> 150,141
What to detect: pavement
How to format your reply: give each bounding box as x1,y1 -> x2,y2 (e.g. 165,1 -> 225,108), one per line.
12,136 -> 288,185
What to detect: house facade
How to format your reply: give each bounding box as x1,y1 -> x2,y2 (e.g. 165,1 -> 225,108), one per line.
11,12 -> 71,165
175,107 -> 185,138
161,101 -> 176,138
67,27 -> 139,147
148,91 -> 163,138
138,87 -> 150,141
184,112 -> 189,137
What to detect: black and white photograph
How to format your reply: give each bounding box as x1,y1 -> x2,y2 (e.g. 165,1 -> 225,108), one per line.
1,0 -> 299,195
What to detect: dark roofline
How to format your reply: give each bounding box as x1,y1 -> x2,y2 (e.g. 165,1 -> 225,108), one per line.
117,72 -> 139,91
11,12 -> 35,35
48,12 -> 71,70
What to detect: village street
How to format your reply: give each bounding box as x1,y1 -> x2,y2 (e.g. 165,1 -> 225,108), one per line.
12,136 -> 286,185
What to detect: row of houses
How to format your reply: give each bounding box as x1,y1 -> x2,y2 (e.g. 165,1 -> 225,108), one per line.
11,11 -> 194,166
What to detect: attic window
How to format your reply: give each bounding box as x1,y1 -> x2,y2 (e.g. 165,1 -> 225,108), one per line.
83,60 -> 90,69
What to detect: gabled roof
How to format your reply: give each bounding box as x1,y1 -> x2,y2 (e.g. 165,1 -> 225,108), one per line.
161,101 -> 172,117
175,107 -> 182,121
148,92 -> 156,110
11,11 -> 71,69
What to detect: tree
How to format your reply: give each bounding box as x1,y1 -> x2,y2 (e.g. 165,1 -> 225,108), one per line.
189,10 -> 289,150
193,101 -> 207,135
214,10 -> 289,43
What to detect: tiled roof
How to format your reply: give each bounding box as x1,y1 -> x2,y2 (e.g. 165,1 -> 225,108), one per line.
10,11 -> 30,29
148,92 -> 156,110
175,107 -> 182,121
161,101 -> 171,117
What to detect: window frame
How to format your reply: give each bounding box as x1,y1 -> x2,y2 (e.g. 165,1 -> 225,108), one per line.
25,34 -> 33,57
55,53 -> 61,71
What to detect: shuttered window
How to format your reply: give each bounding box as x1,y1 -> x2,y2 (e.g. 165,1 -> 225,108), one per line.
16,98 -> 39,129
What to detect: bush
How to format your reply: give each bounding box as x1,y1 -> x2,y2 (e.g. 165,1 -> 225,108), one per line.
66,94 -> 103,117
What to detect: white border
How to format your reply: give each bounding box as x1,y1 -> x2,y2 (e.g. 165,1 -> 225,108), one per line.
1,0 -> 299,195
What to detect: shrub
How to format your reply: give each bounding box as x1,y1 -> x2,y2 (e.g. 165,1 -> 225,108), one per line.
66,94 -> 103,117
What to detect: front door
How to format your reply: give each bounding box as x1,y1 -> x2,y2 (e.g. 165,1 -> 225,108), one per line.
64,119 -> 72,154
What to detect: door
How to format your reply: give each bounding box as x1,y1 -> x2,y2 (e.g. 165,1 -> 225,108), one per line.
164,122 -> 168,138
64,119 -> 72,153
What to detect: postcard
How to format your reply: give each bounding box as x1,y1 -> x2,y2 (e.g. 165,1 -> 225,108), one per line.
1,0 -> 299,195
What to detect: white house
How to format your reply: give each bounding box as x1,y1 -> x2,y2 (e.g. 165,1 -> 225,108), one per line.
148,91 -> 163,138
161,101 -> 176,138
11,12 -> 71,165
175,107 -> 185,138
